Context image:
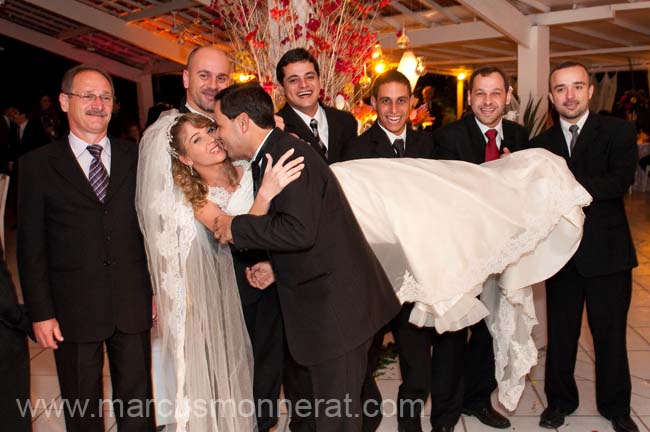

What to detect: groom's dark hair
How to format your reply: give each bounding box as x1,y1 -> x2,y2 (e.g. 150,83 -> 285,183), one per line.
214,82 -> 276,129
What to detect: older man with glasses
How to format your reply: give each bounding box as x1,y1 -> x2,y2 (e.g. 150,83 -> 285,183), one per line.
18,64 -> 154,431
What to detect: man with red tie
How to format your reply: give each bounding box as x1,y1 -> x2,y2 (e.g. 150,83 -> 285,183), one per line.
433,66 -> 528,430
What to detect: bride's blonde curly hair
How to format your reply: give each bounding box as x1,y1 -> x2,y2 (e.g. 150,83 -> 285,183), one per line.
168,113 -> 238,211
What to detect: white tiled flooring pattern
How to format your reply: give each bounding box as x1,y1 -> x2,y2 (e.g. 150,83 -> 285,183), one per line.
10,192 -> 650,431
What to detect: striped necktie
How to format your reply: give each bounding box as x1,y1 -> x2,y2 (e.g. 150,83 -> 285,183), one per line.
86,145 -> 109,203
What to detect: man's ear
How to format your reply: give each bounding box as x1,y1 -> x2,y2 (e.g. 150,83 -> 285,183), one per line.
59,93 -> 69,113
182,69 -> 190,90
370,96 -> 377,111
237,112 -> 251,133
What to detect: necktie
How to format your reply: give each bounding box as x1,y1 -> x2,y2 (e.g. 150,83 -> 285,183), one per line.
392,138 -> 405,157
569,124 -> 579,156
309,118 -> 328,159
87,145 -> 109,203
484,129 -> 499,162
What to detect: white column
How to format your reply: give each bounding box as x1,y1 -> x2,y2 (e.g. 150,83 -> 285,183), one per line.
517,25 -> 549,133
137,74 -> 154,130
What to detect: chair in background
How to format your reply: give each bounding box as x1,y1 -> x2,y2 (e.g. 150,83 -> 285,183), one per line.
0,174 -> 10,257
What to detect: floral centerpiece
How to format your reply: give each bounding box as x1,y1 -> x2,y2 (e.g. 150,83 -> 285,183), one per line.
210,0 -> 390,107
615,89 -> 650,119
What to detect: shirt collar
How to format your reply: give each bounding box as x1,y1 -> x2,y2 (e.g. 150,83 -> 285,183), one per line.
291,104 -> 325,129
250,130 -> 275,164
377,123 -> 407,144
184,102 -> 212,119
68,132 -> 111,159
559,110 -> 589,137
474,117 -> 504,142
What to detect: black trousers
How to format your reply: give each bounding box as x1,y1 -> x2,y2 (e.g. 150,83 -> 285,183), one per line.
241,285 -> 284,432
463,318 -> 498,410
545,262 -> 632,418
53,329 -> 154,432
286,338 -> 372,432
392,303 -> 466,429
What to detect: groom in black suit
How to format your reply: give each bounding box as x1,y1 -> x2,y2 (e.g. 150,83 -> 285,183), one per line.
529,61 -> 639,432
18,65 -> 153,431
276,48 -> 358,164
213,82 -> 401,432
433,66 -> 528,430
342,70 -> 450,432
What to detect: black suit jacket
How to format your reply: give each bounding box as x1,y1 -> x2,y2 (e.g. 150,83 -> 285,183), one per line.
277,103 -> 358,164
231,129 -> 400,365
341,122 -> 434,161
11,118 -> 49,161
434,113 -> 528,163
528,112 -> 638,277
17,137 -> 152,342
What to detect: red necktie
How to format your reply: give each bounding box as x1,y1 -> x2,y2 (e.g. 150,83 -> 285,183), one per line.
484,129 -> 499,162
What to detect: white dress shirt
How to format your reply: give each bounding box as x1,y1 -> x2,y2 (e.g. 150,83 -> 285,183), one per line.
68,132 -> 111,178
474,118 -> 505,149
559,111 -> 589,156
377,123 -> 407,149
292,105 -> 329,149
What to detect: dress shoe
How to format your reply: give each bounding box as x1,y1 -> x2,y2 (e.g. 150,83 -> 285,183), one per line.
611,415 -> 639,432
397,421 -> 423,432
462,405 -> 511,429
539,406 -> 572,429
430,426 -> 455,432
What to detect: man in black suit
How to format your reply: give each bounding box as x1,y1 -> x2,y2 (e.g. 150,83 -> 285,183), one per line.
212,82 -> 401,432
276,48 -> 358,164
18,64 -> 154,431
343,70 -> 462,432
434,66 -> 528,430
530,61 -> 639,432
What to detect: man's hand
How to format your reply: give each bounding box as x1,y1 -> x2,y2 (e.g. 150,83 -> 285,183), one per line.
213,214 -> 234,244
246,261 -> 275,290
33,318 -> 64,349
500,147 -> 512,158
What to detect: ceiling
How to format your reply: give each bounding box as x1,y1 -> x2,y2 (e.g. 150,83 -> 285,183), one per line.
0,0 -> 649,81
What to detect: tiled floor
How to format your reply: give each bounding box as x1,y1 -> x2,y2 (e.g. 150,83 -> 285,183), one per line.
10,191 -> 650,431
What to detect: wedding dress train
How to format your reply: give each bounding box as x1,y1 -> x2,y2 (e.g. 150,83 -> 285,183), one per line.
331,148 -> 591,410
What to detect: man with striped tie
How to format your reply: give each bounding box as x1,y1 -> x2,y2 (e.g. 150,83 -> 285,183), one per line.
18,64 -> 154,431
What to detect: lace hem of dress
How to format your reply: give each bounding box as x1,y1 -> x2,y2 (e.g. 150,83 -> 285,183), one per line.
395,180 -> 590,411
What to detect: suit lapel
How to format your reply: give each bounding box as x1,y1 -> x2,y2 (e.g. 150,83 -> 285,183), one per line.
570,112 -> 598,163
404,128 -> 422,158
104,139 -> 134,203
548,124 -> 570,160
50,139 -> 99,202
280,105 -> 317,146
464,115 -> 487,163
370,123 -> 398,158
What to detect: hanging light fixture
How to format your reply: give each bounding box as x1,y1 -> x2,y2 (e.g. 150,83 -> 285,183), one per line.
370,43 -> 383,60
395,26 -> 421,90
397,50 -> 419,90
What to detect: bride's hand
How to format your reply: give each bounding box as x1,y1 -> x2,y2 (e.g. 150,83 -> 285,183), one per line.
258,149 -> 305,201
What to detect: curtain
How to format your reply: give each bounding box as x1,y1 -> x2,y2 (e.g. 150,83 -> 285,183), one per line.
590,72 -> 618,113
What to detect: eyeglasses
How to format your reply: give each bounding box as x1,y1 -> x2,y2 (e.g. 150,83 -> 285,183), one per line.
65,92 -> 115,104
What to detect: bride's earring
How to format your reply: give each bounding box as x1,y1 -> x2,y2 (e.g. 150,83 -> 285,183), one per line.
189,165 -> 194,176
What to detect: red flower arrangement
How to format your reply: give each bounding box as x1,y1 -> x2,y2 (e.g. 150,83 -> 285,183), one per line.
616,89 -> 650,113
210,0 -> 390,106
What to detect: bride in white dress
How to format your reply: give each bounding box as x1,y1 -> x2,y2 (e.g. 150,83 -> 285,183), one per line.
136,111 -> 302,431
139,111 -> 591,429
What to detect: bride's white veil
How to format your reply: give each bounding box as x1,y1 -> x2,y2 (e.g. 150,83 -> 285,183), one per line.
136,109 -> 256,431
